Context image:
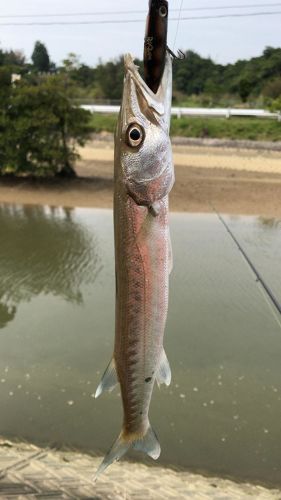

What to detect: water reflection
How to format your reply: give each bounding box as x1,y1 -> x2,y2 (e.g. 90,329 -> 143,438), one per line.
258,217 -> 281,229
0,207 -> 281,487
0,304 -> 16,329
0,204 -> 101,328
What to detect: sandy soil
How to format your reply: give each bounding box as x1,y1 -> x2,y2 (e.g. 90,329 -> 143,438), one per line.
1,138 -> 281,217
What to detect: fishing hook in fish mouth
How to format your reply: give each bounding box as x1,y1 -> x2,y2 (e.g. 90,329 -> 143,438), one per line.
166,46 -> 185,60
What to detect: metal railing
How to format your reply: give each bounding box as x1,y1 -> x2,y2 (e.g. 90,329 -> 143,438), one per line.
81,104 -> 281,120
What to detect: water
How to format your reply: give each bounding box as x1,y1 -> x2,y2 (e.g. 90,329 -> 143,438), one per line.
0,203 -> 281,487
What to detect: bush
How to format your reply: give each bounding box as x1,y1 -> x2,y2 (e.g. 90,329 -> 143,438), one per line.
262,78 -> 281,99
268,96 -> 281,113
0,76 -> 91,176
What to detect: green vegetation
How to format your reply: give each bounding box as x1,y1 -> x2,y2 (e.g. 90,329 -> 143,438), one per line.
172,47 -> 281,107
0,75 -> 91,177
31,41 -> 51,73
89,114 -> 117,134
89,114 -> 281,142
0,40 -> 281,176
170,117 -> 281,141
1,40 -> 281,106
56,46 -> 281,108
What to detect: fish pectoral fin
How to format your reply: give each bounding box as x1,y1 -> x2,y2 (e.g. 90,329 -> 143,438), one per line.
156,349 -> 172,387
95,357 -> 118,399
149,202 -> 161,217
133,424 -> 161,460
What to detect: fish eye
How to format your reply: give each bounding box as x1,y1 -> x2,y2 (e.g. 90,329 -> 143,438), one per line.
126,124 -> 144,148
159,5 -> 168,17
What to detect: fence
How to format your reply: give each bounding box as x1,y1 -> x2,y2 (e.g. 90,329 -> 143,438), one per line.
81,104 -> 281,121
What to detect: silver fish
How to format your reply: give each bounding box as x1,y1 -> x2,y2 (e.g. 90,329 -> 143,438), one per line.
94,51 -> 174,479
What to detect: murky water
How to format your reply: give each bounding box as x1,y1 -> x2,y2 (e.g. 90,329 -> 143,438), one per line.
0,203 -> 281,487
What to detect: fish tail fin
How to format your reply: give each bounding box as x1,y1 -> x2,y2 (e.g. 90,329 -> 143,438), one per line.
93,431 -> 130,481
132,423 -> 161,459
93,423 -> 160,481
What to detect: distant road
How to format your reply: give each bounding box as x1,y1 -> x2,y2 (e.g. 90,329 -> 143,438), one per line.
81,104 -> 281,120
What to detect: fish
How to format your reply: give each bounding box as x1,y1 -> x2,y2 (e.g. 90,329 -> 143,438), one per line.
94,50 -> 174,479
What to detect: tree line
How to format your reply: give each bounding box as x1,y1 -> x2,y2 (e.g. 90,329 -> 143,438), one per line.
1,41 -> 281,105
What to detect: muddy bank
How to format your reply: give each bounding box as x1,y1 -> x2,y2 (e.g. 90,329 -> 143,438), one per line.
1,139 -> 281,218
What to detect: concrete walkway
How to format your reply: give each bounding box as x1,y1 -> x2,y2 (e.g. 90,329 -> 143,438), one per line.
0,441 -> 280,499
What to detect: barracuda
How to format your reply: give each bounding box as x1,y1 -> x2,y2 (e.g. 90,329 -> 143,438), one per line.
94,51 -> 174,479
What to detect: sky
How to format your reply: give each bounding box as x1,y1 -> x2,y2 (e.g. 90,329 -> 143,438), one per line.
0,0 -> 280,67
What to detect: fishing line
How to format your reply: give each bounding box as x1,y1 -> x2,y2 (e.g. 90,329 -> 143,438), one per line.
257,280 -> 281,330
173,0 -> 184,51
211,204 -> 281,329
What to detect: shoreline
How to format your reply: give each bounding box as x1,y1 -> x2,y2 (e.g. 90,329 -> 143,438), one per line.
0,440 -> 280,498
1,139 -> 281,218
1,166 -> 281,218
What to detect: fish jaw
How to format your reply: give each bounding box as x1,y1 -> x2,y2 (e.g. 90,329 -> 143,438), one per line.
116,52 -> 174,207
125,147 -> 174,207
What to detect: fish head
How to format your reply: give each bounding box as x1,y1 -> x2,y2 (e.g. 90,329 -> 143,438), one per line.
116,52 -> 174,207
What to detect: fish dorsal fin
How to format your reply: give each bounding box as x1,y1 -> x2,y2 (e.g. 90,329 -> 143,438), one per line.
156,349 -> 172,387
95,357 -> 118,398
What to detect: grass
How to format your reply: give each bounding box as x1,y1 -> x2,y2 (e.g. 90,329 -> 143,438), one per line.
89,114 -> 281,142
89,114 -> 117,134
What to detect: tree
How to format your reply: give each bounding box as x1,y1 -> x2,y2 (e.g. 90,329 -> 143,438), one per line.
268,96 -> 281,112
262,78 -> 281,99
239,78 -> 253,102
70,64 -> 96,87
0,67 -> 11,88
62,52 -> 81,72
4,50 -> 25,67
173,50 -> 217,95
0,76 -> 91,177
31,41 -> 50,72
94,57 -> 125,100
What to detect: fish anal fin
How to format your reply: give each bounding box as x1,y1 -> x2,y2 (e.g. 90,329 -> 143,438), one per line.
95,357 -> 118,399
156,349 -> 171,387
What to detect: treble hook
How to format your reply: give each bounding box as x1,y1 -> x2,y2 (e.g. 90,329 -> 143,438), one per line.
166,46 -> 185,60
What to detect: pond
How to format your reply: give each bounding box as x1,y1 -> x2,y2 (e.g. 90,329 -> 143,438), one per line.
0,203 -> 281,487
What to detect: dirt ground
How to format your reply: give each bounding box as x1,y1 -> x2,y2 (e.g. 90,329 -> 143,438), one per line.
1,137 -> 281,217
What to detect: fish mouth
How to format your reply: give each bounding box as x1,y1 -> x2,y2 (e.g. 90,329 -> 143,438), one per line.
123,53 -> 172,118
